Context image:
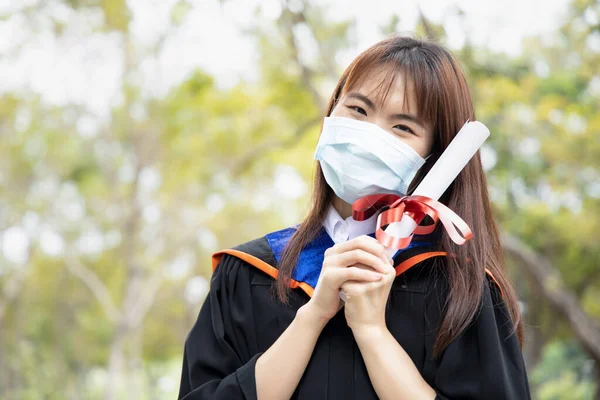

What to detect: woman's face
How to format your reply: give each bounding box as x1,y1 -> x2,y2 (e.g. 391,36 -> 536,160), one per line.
330,74 -> 435,157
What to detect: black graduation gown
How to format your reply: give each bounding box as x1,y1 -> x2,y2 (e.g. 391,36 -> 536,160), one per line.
178,234 -> 531,400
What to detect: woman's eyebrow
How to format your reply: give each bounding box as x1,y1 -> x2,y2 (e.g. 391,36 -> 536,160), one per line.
346,91 -> 426,128
391,112 -> 426,129
346,92 -> 376,109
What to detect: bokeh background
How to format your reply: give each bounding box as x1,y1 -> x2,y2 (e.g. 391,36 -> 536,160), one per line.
1,0 -> 599,399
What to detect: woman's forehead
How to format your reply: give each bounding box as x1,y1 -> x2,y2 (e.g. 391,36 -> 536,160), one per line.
343,72 -> 419,114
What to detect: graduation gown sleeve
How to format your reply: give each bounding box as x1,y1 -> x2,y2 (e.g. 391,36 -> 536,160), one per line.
425,275 -> 532,400
178,254 -> 261,400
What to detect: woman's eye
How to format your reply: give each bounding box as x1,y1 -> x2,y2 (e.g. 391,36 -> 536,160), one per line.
394,124 -> 415,135
346,105 -> 367,116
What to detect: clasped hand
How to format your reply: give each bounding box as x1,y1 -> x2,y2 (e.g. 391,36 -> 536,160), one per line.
340,237 -> 396,333
306,235 -> 396,334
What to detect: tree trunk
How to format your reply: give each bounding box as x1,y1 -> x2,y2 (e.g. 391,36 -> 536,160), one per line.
502,234 -> 600,398
105,324 -> 126,400
523,301 -> 546,369
595,367 -> 600,400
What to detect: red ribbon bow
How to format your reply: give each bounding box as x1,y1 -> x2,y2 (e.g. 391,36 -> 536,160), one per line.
352,194 -> 473,249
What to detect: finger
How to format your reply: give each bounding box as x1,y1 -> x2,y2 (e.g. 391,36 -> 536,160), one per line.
326,266 -> 382,288
340,281 -> 364,292
329,249 -> 389,273
340,281 -> 373,298
342,277 -> 386,289
326,235 -> 389,261
353,263 -> 396,279
352,263 -> 376,272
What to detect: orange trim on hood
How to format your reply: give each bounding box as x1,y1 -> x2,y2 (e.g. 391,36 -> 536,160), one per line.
212,249 -> 503,298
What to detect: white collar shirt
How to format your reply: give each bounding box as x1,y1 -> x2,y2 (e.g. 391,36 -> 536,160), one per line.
322,204 -> 379,244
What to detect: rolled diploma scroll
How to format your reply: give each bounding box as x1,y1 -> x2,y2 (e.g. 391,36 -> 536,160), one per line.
382,120 -> 490,258
339,121 -> 490,303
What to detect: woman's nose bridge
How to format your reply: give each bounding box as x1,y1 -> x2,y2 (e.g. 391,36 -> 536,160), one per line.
368,113 -> 388,131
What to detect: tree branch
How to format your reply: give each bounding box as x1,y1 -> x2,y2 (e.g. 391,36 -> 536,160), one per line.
0,269 -> 27,325
128,266 -> 164,329
127,224 -> 206,327
418,7 -> 434,40
230,116 -> 321,176
0,246 -> 34,326
279,3 -> 326,111
502,233 -> 600,362
65,255 -> 120,323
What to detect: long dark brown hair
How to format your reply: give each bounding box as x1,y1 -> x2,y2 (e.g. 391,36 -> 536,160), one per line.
276,36 -> 523,358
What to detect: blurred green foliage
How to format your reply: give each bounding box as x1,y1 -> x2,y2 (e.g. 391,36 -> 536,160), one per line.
0,0 -> 598,399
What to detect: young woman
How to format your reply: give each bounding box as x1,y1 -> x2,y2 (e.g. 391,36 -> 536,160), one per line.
178,36 -> 531,400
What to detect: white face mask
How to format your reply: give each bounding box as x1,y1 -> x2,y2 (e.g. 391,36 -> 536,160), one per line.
314,116 -> 426,204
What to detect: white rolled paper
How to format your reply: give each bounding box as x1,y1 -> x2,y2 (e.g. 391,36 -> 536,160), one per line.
339,121 -> 490,302
383,120 -> 490,257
